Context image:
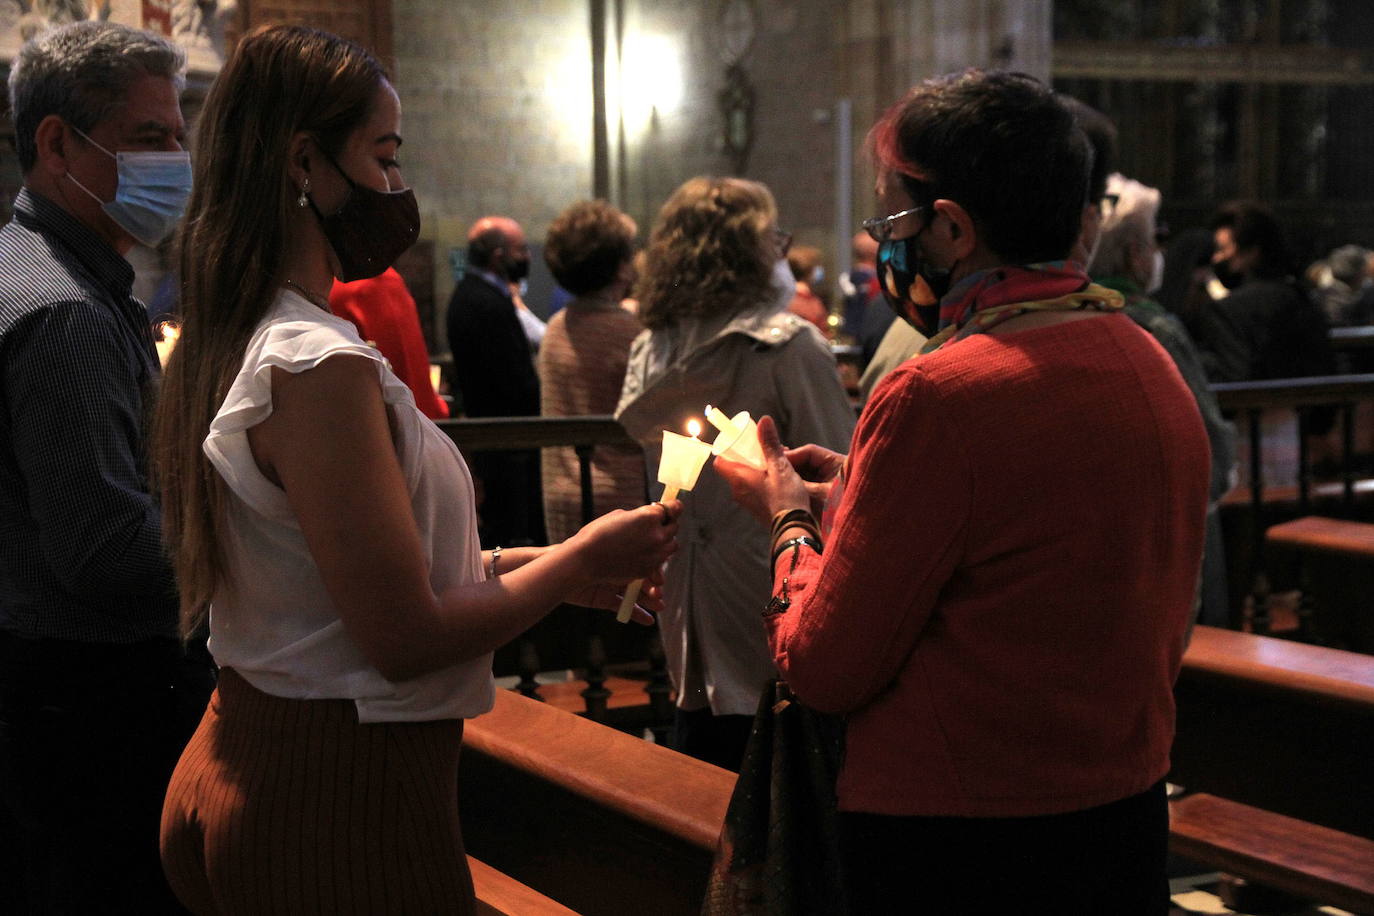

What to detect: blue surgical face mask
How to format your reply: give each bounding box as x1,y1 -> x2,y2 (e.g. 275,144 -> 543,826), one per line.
65,125 -> 192,247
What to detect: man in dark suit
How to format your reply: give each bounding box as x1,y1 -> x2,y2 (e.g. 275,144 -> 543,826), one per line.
446,216 -> 543,545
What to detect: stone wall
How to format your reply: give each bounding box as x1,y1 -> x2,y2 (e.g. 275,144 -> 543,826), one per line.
390,0 -> 1050,348
0,0 -> 1050,347
391,0 -> 592,337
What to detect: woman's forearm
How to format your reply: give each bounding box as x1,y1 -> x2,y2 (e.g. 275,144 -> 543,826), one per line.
480,545 -> 551,578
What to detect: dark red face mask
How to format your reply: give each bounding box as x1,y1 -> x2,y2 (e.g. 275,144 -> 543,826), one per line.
306,150 -> 421,283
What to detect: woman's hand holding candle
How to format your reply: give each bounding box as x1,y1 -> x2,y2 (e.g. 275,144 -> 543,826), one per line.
705,404 -> 766,470
778,442 -> 847,519
564,535 -> 673,625
714,415 -> 813,528
566,500 -> 681,624
617,423 -> 712,622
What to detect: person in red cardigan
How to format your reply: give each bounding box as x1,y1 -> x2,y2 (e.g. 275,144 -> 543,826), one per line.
330,267 -> 449,420
717,70 -> 1210,915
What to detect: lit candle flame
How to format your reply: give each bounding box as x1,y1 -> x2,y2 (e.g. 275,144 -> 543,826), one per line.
687,418 -> 702,439
155,321 -> 181,369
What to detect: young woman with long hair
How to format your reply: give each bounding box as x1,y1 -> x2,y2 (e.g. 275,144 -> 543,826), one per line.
155,25 -> 677,913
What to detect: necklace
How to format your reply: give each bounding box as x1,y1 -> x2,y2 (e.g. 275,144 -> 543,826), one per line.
282,278 -> 332,312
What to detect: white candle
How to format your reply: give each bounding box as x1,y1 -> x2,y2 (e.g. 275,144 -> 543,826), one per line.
704,404 -> 739,439
657,424 -> 713,491
617,420 -> 711,622
708,410 -> 765,470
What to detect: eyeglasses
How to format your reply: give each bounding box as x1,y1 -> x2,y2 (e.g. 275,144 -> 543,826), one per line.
772,227 -> 793,256
861,206 -> 925,243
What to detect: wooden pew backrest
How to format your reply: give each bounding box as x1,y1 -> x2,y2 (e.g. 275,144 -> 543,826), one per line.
470,856 -> 579,916
460,689 -> 733,916
1174,626 -> 1374,839
1169,794 -> 1374,916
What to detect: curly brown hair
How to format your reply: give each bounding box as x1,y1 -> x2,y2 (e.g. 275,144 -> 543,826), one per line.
543,200 -> 637,295
636,177 -> 779,329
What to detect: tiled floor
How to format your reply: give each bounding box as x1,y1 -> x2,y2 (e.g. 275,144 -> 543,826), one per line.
1170,872 -> 1355,916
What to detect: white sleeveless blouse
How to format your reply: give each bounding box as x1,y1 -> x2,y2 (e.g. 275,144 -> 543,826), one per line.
203,290 -> 494,722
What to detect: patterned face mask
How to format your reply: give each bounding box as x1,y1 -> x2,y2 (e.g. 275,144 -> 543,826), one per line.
876,224 -> 950,336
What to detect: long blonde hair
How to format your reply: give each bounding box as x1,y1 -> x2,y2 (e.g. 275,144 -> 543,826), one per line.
152,25 -> 386,637
636,176 -> 778,329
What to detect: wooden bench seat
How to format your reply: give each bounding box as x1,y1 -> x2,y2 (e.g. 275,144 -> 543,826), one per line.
457,628 -> 1374,914
1181,623 -> 1374,705
460,689 -> 733,916
1169,793 -> 1374,916
1261,517 -> 1374,651
470,856 -> 578,916
1172,626 -> 1374,840
1266,515 -> 1374,557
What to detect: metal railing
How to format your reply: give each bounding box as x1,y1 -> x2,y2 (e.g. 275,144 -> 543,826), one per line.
1211,374 -> 1374,635
435,415 -> 641,529
1212,373 -> 1374,517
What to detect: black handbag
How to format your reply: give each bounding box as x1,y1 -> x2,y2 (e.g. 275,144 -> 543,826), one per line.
701,680 -> 848,915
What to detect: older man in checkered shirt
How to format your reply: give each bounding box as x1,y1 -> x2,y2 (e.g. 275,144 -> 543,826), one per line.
0,21 -> 213,912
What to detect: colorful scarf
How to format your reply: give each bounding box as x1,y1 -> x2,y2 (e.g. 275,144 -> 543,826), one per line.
921,261 -> 1125,354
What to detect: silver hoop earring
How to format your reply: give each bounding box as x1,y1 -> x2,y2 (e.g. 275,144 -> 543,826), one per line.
296,177 -> 310,208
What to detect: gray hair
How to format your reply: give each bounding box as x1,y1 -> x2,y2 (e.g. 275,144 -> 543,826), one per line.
1328,245 -> 1371,288
1089,173 -> 1161,282
8,20 -> 186,174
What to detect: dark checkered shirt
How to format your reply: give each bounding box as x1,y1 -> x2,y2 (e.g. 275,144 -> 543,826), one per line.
0,187 -> 177,642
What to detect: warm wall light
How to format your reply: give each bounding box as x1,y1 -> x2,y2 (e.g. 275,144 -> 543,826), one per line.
619,32 -> 683,131
547,44 -> 593,141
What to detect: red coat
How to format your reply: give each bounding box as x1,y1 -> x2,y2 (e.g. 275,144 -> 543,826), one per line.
787,285 -> 830,335
767,314 -> 1209,817
330,268 -> 449,420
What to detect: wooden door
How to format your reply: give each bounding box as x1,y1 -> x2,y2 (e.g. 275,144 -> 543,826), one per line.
238,0 -> 392,71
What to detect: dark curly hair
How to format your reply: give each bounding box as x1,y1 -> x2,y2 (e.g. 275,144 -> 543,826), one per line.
543,200 -> 637,296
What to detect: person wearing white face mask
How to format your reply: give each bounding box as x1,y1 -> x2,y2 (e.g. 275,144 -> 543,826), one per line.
1089,173 -> 1238,629
616,177 -> 855,771
0,20 -> 212,913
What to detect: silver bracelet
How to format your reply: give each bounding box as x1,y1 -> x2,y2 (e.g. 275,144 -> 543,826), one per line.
489,545 -> 503,579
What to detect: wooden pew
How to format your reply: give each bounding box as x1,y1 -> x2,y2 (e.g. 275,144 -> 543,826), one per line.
1211,376 -> 1374,626
1171,625 -> 1374,840
461,626 -> 1374,914
470,856 -> 578,916
1264,515 -> 1374,651
459,689 -> 732,916
1169,794 -> 1374,915
437,416 -> 665,722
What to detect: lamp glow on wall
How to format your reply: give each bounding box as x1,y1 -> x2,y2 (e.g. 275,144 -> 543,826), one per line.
545,38 -> 594,150
619,32 -> 683,133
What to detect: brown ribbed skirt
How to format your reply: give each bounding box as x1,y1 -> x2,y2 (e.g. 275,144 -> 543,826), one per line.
160,668 -> 474,915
